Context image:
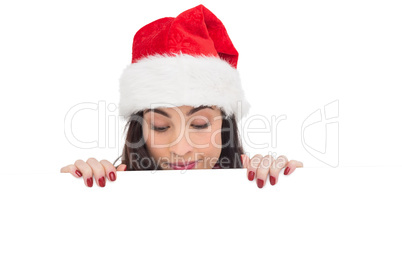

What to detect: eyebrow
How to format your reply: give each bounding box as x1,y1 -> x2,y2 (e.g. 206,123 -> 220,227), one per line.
144,105 -> 214,119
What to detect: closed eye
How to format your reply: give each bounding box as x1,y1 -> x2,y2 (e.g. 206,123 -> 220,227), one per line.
151,123 -> 210,132
192,123 -> 210,129
151,126 -> 169,132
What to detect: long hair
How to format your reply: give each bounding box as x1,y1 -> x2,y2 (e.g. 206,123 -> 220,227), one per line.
113,108 -> 245,170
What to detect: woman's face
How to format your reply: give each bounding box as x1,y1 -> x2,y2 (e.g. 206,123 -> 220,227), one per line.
142,105 -> 223,170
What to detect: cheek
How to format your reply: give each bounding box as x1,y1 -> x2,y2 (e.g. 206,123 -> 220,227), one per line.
192,124 -> 222,154
211,122 -> 222,147
143,126 -> 167,159
189,132 -> 211,146
145,137 -> 167,161
143,126 -> 170,147
214,126 -> 222,146
211,131 -> 222,154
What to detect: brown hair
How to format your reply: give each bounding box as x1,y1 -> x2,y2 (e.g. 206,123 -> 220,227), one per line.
113,107 -> 245,170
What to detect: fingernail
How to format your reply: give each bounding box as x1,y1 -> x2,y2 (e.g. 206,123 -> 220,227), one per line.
109,172 -> 116,181
257,178 -> 264,188
248,171 -> 255,181
270,176 -> 276,186
124,166 -> 127,171
75,170 -> 82,177
99,177 -> 105,187
86,177 -> 93,187
284,167 -> 290,175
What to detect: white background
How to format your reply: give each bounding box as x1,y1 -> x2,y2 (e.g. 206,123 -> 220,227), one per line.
0,0 -> 401,267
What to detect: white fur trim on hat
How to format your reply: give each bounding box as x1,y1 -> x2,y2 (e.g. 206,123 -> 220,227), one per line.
118,53 -> 250,121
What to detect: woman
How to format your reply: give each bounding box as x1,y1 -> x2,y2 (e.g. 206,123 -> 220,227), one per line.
60,4 -> 303,188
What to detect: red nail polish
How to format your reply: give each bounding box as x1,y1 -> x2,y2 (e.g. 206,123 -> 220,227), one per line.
75,170 -> 82,177
257,178 -> 264,188
109,172 -> 116,181
86,177 -> 93,187
248,171 -> 255,181
284,167 -> 290,175
124,166 -> 127,171
99,177 -> 105,187
270,176 -> 276,186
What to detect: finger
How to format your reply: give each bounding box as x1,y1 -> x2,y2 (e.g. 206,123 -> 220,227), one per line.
116,164 -> 127,172
74,159 -> 94,187
100,159 -> 117,182
255,155 -> 275,188
247,154 -> 263,182
241,154 -> 250,169
284,160 -> 304,176
269,155 -> 289,186
297,161 -> 304,167
86,158 -> 106,187
60,164 -> 83,178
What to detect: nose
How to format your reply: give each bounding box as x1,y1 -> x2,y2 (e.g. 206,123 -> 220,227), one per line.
168,128 -> 193,157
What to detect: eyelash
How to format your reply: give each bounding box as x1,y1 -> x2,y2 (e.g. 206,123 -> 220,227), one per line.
151,123 -> 210,132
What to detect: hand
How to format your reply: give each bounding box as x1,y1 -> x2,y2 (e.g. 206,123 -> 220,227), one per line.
241,154 -> 303,188
60,158 -> 127,187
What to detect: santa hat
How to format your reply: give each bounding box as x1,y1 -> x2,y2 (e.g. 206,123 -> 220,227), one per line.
118,4 -> 250,122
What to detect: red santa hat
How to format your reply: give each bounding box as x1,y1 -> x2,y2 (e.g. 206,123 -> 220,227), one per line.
119,4 -> 250,122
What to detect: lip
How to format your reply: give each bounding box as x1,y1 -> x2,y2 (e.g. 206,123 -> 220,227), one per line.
169,160 -> 200,170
